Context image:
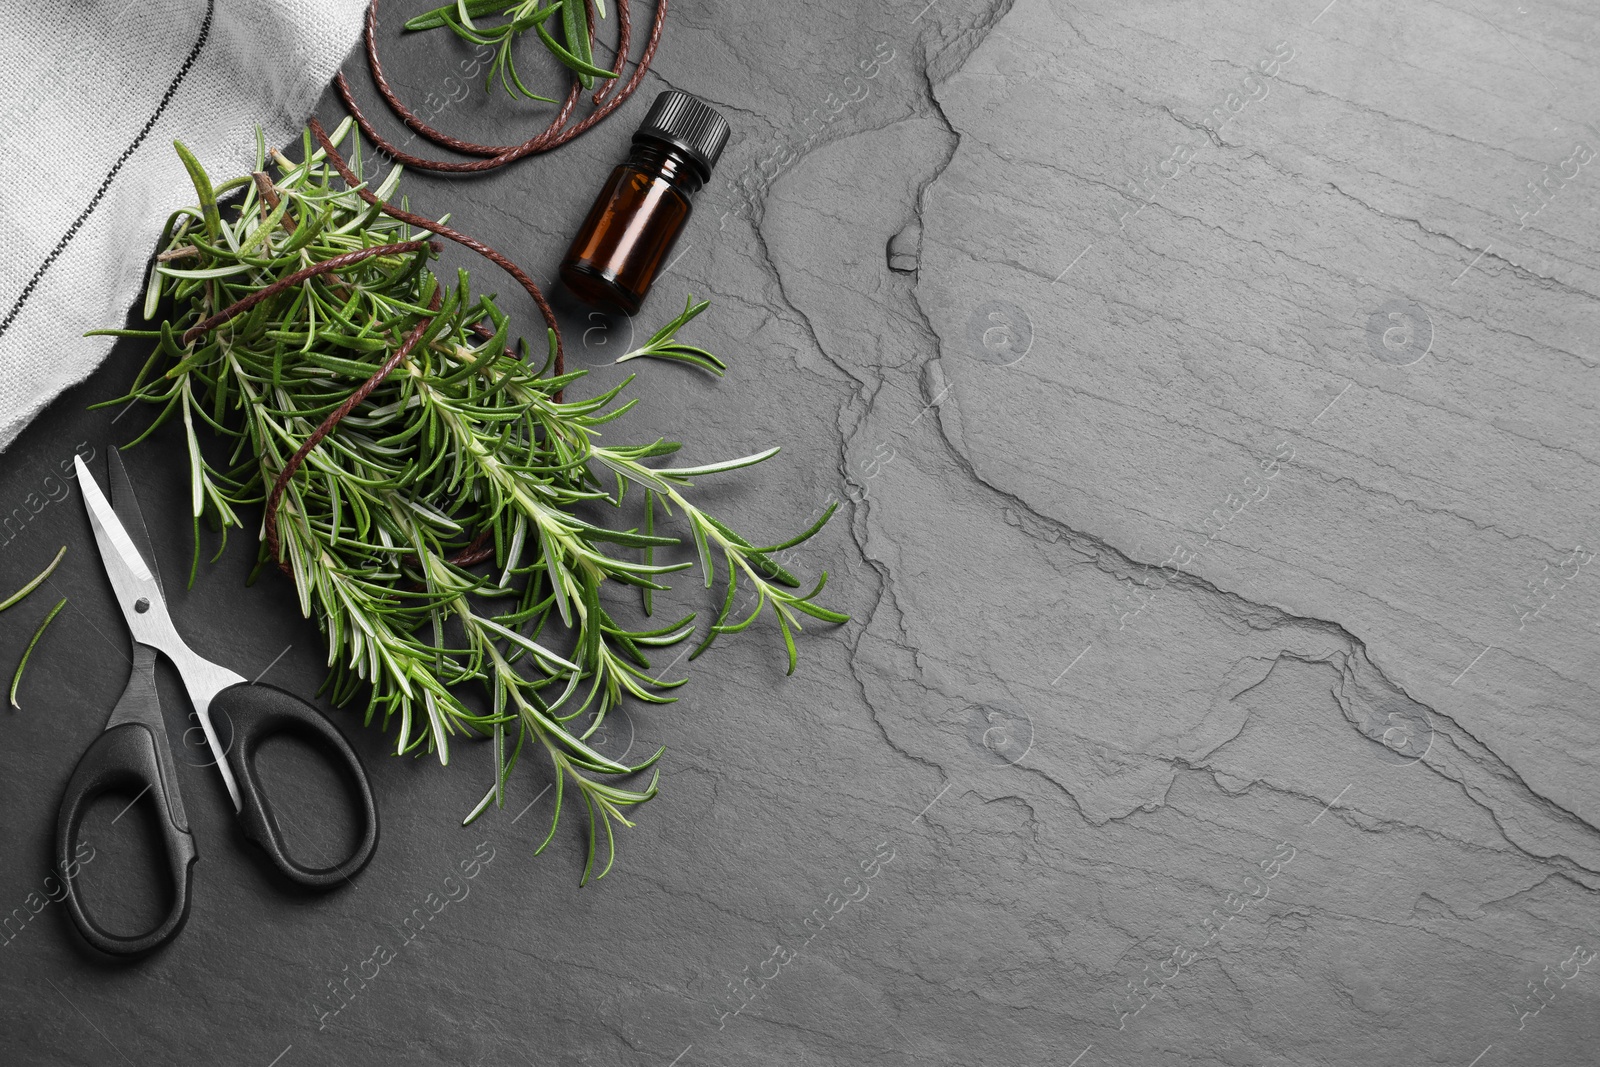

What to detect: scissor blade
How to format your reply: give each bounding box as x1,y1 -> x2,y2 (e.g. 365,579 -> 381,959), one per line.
77,454 -> 245,812
107,450 -> 164,601
76,455 -> 180,655
78,455 -> 158,597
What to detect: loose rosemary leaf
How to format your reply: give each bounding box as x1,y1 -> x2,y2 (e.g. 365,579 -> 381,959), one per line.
0,546 -> 66,612
11,597 -> 67,710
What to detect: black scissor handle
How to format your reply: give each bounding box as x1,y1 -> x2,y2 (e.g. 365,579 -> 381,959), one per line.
214,682 -> 378,888
55,722 -> 198,957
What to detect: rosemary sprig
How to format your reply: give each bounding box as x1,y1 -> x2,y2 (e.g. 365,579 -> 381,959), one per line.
93,124 -> 844,880
615,296 -> 726,376
404,0 -> 613,99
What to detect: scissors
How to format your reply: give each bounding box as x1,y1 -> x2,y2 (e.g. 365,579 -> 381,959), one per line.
55,451 -> 379,956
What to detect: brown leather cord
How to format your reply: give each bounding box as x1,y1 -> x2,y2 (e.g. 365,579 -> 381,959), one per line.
264,287 -> 444,568
449,528 -> 496,568
332,0 -> 666,174
179,240 -> 434,346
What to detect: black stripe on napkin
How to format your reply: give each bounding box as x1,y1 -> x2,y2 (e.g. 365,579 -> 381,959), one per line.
0,0 -> 216,345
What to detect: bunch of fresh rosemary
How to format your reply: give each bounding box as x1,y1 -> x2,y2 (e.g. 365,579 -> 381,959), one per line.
94,122 -> 843,880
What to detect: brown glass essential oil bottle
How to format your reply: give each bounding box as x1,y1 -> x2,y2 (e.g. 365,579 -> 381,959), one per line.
560,91 -> 731,316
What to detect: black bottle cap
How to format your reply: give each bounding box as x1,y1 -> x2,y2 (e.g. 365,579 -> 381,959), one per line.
632,90 -> 731,182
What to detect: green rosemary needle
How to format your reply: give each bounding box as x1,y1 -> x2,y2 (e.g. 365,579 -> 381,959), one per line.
0,546 -> 66,612
92,123 -> 845,880
11,597 -> 67,709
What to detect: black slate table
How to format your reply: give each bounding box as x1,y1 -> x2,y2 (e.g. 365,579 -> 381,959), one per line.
5,2 -> 1600,1065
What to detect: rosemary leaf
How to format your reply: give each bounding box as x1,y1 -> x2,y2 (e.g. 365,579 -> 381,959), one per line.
11,598 -> 67,710
0,546 -> 66,612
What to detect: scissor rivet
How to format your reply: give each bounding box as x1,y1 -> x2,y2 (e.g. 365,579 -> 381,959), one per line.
134,598 -> 150,614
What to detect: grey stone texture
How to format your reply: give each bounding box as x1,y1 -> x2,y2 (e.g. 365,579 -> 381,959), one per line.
3,1 -> 1600,1065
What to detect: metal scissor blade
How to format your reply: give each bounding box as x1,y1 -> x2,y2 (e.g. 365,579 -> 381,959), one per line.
76,454 -> 245,811
77,455 -> 168,641
107,449 -> 164,601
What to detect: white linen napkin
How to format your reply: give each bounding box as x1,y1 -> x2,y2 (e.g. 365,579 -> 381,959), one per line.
0,0 -> 367,448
